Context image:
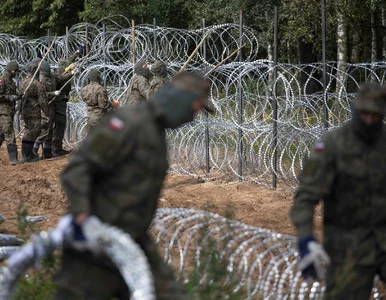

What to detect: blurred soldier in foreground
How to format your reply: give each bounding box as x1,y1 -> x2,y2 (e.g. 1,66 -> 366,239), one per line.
53,45 -> 83,157
55,72 -> 213,299
33,60 -> 61,159
290,83 -> 386,299
147,60 -> 169,99
126,60 -> 150,105
81,69 -> 113,131
19,60 -> 49,162
0,61 -> 20,164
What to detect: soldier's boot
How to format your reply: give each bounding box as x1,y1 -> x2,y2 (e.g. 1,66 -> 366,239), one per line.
32,142 -> 41,157
21,140 -> 40,163
7,145 -> 20,165
42,147 -> 53,159
53,148 -> 71,157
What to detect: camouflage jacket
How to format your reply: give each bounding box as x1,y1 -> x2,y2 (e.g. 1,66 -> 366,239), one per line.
127,75 -> 150,105
55,52 -> 79,99
20,76 -> 49,118
147,76 -> 169,99
60,101 -> 168,240
290,121 -> 386,265
81,82 -> 112,118
40,74 -> 57,106
0,72 -> 17,116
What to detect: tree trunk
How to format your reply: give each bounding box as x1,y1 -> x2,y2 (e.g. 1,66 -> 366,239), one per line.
336,10 -> 348,91
382,8 -> 386,61
298,38 -> 320,94
371,7 -> 377,81
351,27 -> 361,63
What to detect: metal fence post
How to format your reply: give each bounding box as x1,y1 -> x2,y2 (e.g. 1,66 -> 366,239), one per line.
103,24 -> 107,88
153,18 -> 157,59
272,6 -> 279,190
65,26 -> 69,59
322,0 -> 329,130
238,11 -> 244,181
202,18 -> 210,174
85,25 -> 89,55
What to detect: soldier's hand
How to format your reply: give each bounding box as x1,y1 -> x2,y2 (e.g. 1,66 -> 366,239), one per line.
298,236 -> 330,281
113,100 -> 119,108
54,90 -> 61,96
71,68 -> 79,75
80,215 -> 106,255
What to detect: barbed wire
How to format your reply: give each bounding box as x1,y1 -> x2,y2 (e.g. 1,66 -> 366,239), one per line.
151,208 -> 382,299
1,19 -> 385,186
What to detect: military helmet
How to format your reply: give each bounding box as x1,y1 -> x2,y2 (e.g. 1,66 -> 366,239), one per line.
151,60 -> 167,77
88,69 -> 101,83
6,61 -> 19,72
40,60 -> 51,75
27,59 -> 40,74
355,82 -> 386,115
134,60 -> 150,78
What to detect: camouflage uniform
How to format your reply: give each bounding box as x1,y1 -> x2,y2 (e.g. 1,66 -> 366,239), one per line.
290,84 -> 386,299
55,72 -> 213,300
127,60 -> 150,105
0,62 -> 19,164
20,62 -> 49,162
34,61 -> 58,158
53,51 -> 79,156
148,60 -> 169,99
81,70 -> 113,131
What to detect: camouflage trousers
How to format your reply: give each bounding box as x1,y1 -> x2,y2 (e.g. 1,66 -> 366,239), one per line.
36,105 -> 55,146
52,99 -> 67,151
54,235 -> 188,300
0,114 -> 16,147
323,251 -> 386,299
87,111 -> 103,132
23,114 -> 42,142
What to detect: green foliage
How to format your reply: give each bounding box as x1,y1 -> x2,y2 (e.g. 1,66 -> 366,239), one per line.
16,201 -> 37,239
12,255 -> 59,300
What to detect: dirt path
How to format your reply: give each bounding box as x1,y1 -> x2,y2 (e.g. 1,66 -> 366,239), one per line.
0,146 -> 322,237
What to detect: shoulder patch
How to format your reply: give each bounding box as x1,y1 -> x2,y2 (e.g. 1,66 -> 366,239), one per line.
108,117 -> 125,131
314,142 -> 325,152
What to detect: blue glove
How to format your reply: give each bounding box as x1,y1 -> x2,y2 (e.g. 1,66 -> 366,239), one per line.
298,235 -> 330,281
72,221 -> 86,241
78,43 -> 86,55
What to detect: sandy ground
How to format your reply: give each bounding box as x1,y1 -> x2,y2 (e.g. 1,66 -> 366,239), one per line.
0,145 -> 322,238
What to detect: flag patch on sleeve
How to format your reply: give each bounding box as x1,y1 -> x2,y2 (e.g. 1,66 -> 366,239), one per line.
109,117 -> 124,131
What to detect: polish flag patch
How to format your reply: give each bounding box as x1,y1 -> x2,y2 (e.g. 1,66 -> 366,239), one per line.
109,117 -> 124,131
314,142 -> 325,152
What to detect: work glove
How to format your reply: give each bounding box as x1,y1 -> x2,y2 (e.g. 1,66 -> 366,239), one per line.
72,215 -> 106,255
54,90 -> 61,96
298,236 -> 330,281
7,95 -> 19,102
113,100 -> 119,108
64,63 -> 76,73
71,68 -> 79,75
78,42 -> 86,56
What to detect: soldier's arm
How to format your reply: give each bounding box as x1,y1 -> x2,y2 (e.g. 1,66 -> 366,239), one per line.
138,78 -> 150,99
97,88 -> 113,111
61,112 -> 134,217
67,51 -> 80,64
290,135 -> 336,238
55,72 -> 73,85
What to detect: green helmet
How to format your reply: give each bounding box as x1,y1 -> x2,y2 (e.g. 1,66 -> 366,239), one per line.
134,60 -> 150,79
355,82 -> 386,114
6,61 -> 19,72
151,60 -> 167,77
40,60 -> 51,76
88,69 -> 101,83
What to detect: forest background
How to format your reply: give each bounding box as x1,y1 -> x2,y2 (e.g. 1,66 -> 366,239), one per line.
0,0 -> 385,67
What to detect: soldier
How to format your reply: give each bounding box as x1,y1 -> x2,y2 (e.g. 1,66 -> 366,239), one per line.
54,72 -> 213,300
126,60 -> 150,105
81,69 -> 113,131
290,83 -> 386,299
19,60 -> 49,162
53,46 -> 83,157
147,60 -> 169,99
33,60 -> 61,159
0,61 -> 20,165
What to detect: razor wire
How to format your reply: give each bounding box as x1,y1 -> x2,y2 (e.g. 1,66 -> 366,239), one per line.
0,19 -> 386,186
0,215 -> 155,300
151,208 -> 382,299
